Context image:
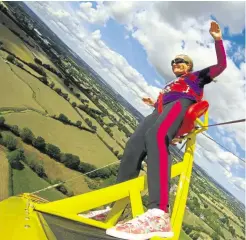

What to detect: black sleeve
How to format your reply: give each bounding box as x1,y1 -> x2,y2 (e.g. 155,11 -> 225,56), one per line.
198,67 -> 214,88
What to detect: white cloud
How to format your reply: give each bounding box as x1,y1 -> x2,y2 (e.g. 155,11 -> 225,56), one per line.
154,79 -> 162,87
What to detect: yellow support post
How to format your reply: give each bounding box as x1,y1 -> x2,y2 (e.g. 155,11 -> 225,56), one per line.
169,134 -> 196,240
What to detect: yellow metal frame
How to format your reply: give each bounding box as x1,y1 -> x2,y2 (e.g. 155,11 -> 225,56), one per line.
0,110 -> 208,240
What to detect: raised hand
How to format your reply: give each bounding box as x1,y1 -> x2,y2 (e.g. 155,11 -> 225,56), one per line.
209,21 -> 222,41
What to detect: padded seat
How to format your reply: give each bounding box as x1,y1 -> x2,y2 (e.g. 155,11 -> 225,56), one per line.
175,100 -> 209,138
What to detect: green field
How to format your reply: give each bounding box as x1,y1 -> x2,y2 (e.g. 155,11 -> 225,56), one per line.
0,146 -> 10,201
77,109 -> 123,154
183,210 -> 214,235
23,143 -> 91,196
46,71 -> 82,105
71,84 -> 102,111
0,58 -> 44,112
9,64 -> 82,122
180,230 -> 192,240
4,112 -> 119,167
0,14 -> 58,70
12,162 -> 65,201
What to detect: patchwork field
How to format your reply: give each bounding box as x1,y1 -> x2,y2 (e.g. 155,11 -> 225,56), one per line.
183,210 -> 214,235
0,13 -> 58,70
77,109 -> 123,154
200,194 -> 242,226
0,23 -> 35,63
4,112 -> 119,167
7,63 -> 82,122
180,231 -> 192,240
46,71 -> 82,105
12,162 -> 65,201
72,84 -> 102,111
111,125 -> 127,146
21,142 -> 91,196
0,58 -> 44,112
0,146 -> 10,201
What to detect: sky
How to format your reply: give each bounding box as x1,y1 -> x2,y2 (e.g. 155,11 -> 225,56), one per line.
25,1 -> 245,204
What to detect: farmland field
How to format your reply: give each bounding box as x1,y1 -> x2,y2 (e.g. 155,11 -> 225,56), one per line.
22,143 -> 91,195
7,63 -> 82,122
12,162 -> 65,201
0,58 -> 44,112
77,109 -> 123,154
4,111 -> 119,166
0,146 -> 10,201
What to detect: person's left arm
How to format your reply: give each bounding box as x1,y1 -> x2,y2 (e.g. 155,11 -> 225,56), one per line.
198,21 -> 227,86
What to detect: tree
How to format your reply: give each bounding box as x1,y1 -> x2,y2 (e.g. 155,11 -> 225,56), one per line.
7,149 -> 25,168
32,136 -> 46,151
109,165 -> 119,176
34,58 -> 42,65
91,125 -> 97,131
72,102 -> 77,108
75,120 -> 82,128
60,153 -> 80,170
62,93 -> 69,100
7,54 -> 15,63
64,79 -> 70,87
29,162 -> 46,178
39,76 -> 48,85
88,167 -> 111,179
78,162 -> 96,174
49,82 -> 55,89
27,63 -> 46,77
2,133 -> 17,151
211,232 -> 220,240
16,62 -> 23,68
58,113 -> 70,124
192,233 -> 199,240
20,127 -> 35,144
45,144 -> 61,160
0,116 -> 5,126
10,125 -> 20,136
54,88 -> 62,94
229,225 -> 236,236
185,226 -> 192,235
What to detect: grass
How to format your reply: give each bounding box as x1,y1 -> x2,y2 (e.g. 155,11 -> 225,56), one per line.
22,142 -> 91,196
0,146 -> 10,201
46,71 -> 77,102
99,99 -> 120,121
111,125 -> 127,147
0,58 -> 44,112
183,210 -> 214,235
12,162 -> 65,201
4,112 -> 119,167
77,109 -> 123,154
9,64 -> 82,122
102,116 -> 113,124
180,230 -> 192,240
70,83 -> 102,111
1,131 -> 91,196
200,194 -> 242,226
0,15 -> 58,70
0,23 -> 35,63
